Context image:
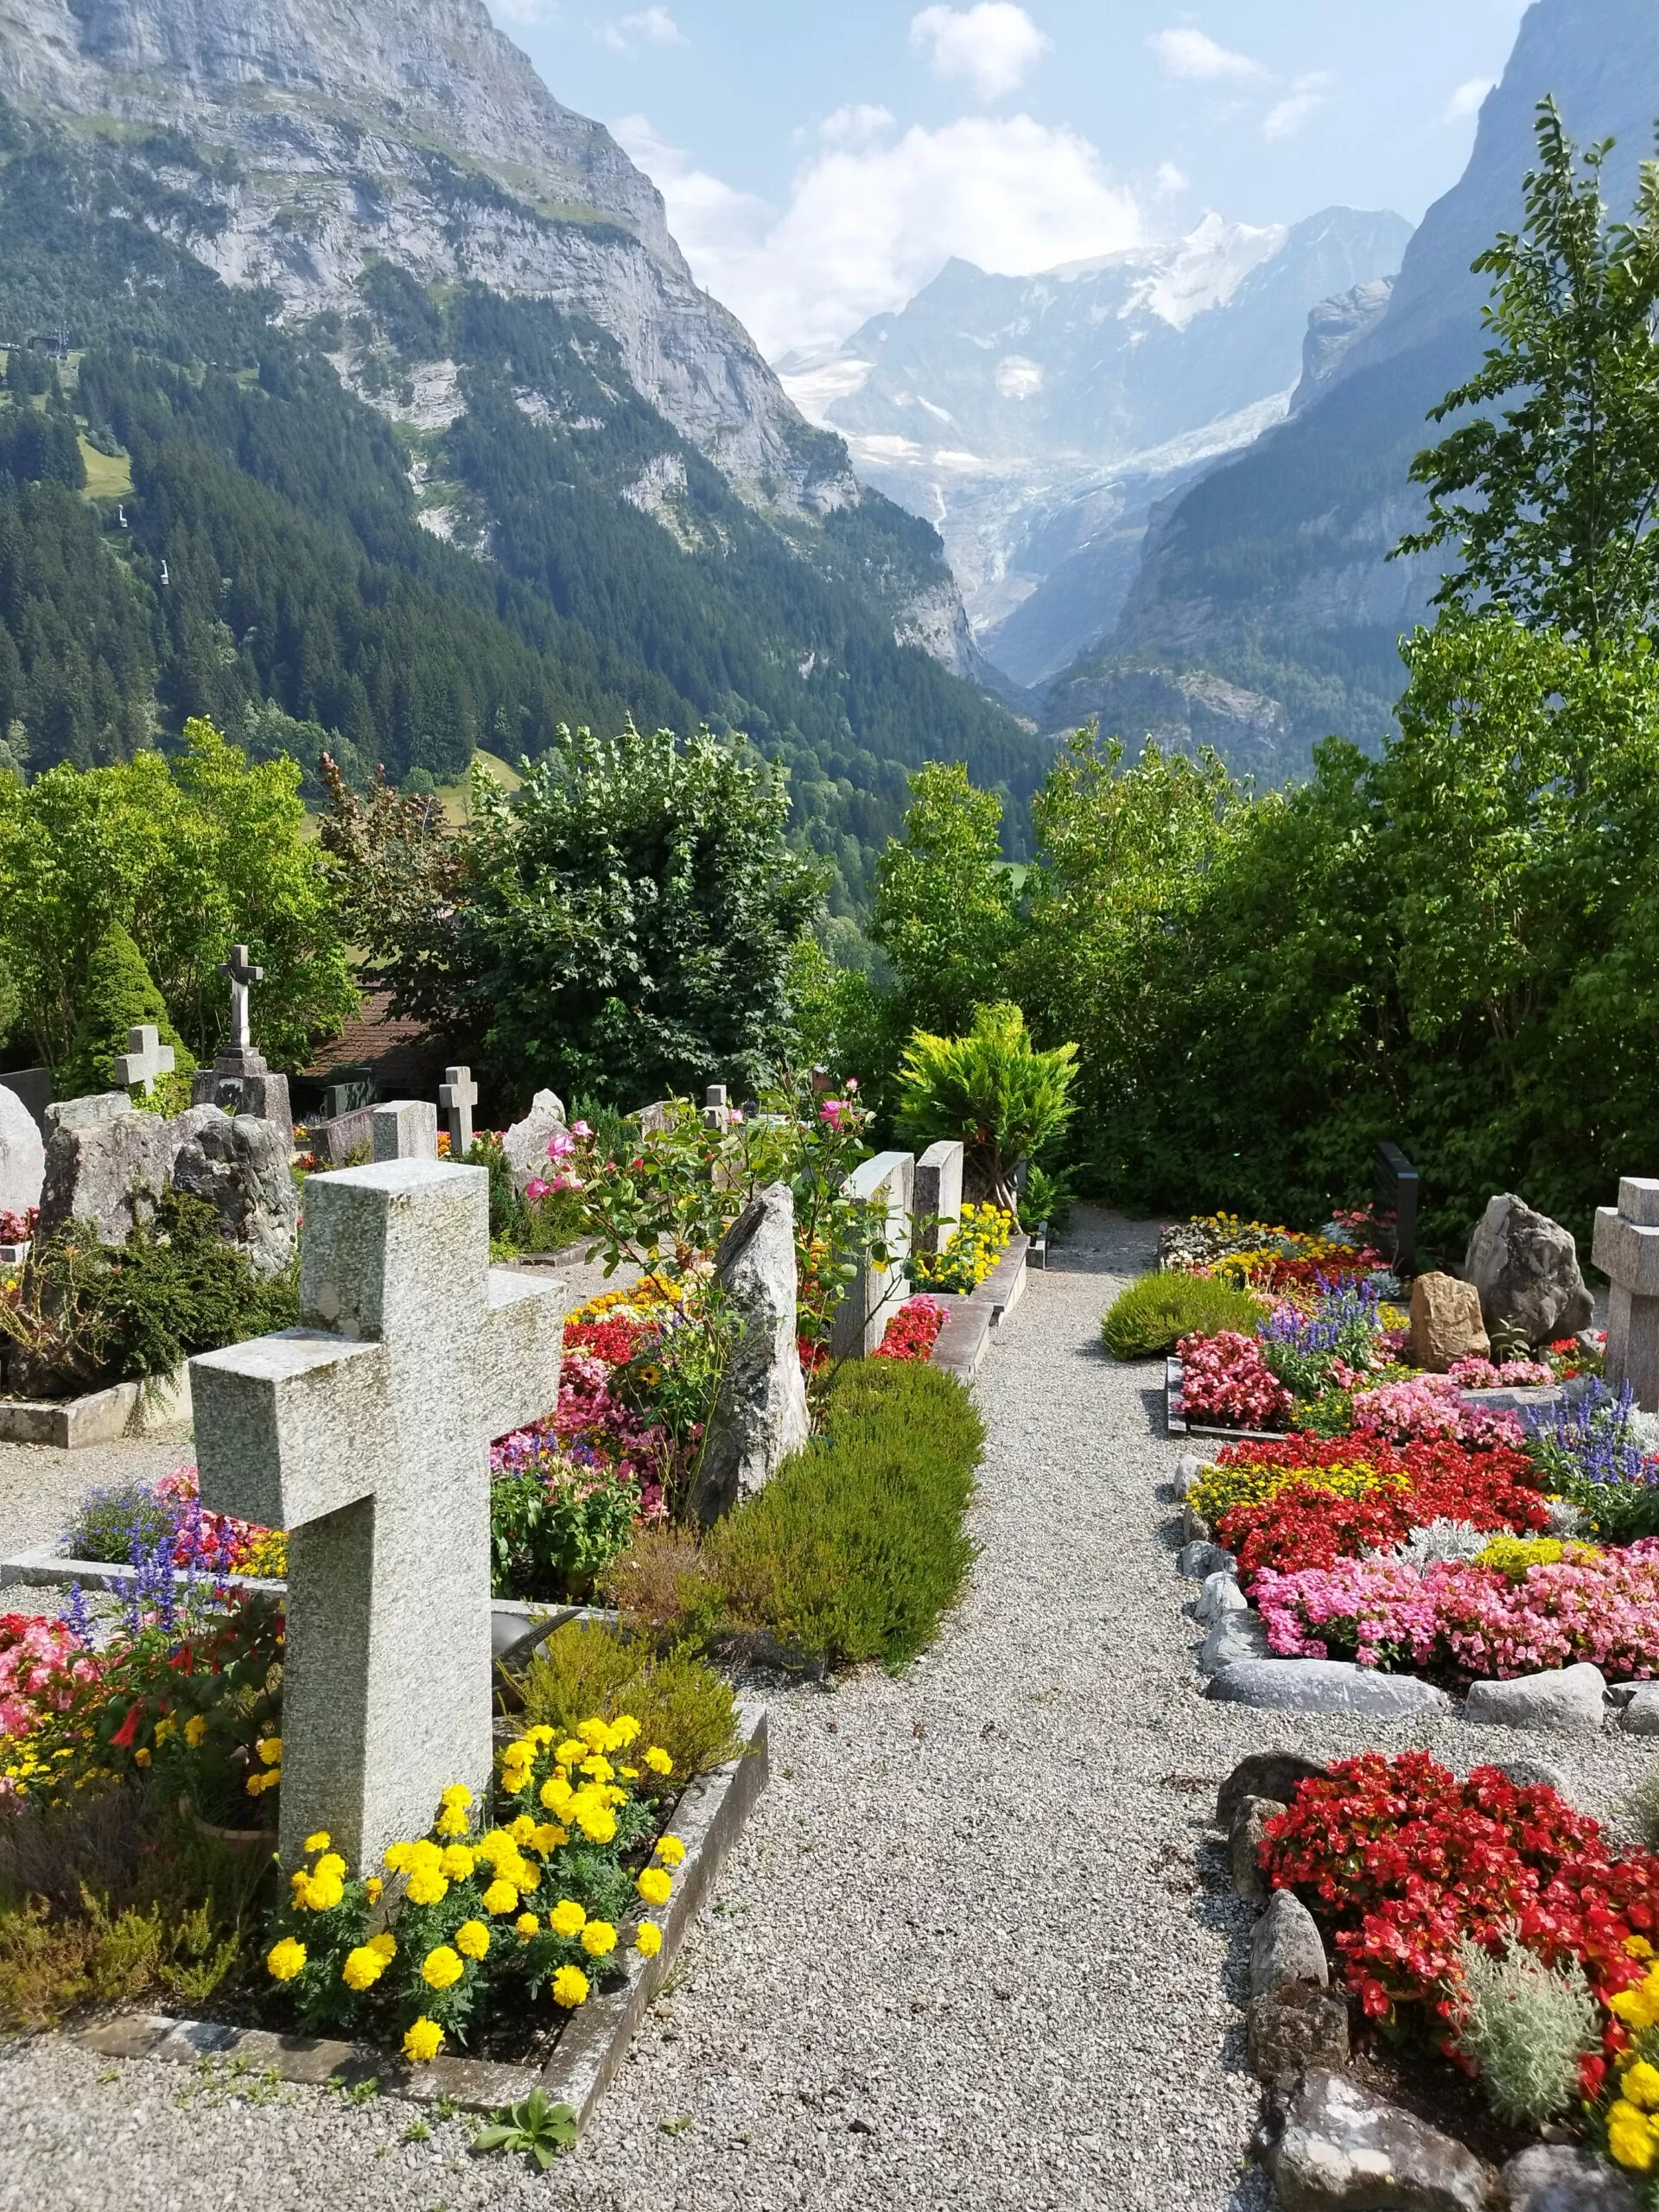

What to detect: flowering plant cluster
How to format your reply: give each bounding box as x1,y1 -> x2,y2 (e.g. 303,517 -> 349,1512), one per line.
66,1464 -> 286,1580
1447,1355 -> 1554,1389
261,1714 -> 683,2063
909,1204 -> 1019,1295
524,1120 -> 594,1204
873,1297 -> 947,1363
0,1612 -> 102,1789
1351,1373 -> 1525,1450
0,1206 -> 36,1244
1176,1331 -> 1293,1428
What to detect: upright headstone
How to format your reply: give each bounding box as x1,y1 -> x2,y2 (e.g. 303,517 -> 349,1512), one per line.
309,1104 -> 379,1170
502,1089 -> 567,1192
0,1081 -> 46,1222
691,1185 -> 811,1523
189,1160 -> 566,1869
1373,1142 -> 1420,1273
635,1102 -> 676,1136
913,1140 -> 964,1257
703,1084 -> 731,1129
318,1075 -> 376,1123
35,1105 -> 175,1246
0,1067 -> 54,1138
112,1024 -> 175,1095
190,944 -> 291,1134
439,1065 -> 478,1159
1595,1179 -> 1659,1411
372,1101 -> 438,1162
832,1150 -> 916,1359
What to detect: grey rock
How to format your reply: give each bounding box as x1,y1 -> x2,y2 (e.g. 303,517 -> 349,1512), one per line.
0,1079 -> 45,1218
1198,1609 -> 1271,1677
44,1090 -> 134,1135
1218,1751 -> 1331,1830
1500,2145 -> 1640,2212
1179,1539 -> 1236,1580
169,1107 -> 301,1277
1267,2069 -> 1492,2212
1465,1192 -> 1594,1348
1618,1683 -> 1659,1735
690,1185 -> 811,1524
1230,1794 -> 1286,1903
1486,1757 -> 1569,1794
1252,1889 -> 1329,1995
502,1089 -> 567,1192
1463,1662 -> 1605,1734
1194,1571 -> 1247,1624
1182,1502 -> 1215,1543
1209,1659 -> 1454,1715
1173,1450 -> 1206,1498
35,1105 -> 175,1246
1248,1982 -> 1349,2089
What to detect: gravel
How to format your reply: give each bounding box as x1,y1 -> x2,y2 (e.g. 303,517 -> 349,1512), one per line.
4,1206 -> 1659,2211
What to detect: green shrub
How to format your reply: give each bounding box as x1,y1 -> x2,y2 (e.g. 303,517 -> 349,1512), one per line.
1100,1270 -> 1262,1360
1452,1931 -> 1599,2126
707,1359 -> 982,1671
511,1623 -> 744,1782
58,920 -> 195,1100
894,1002 -> 1077,1213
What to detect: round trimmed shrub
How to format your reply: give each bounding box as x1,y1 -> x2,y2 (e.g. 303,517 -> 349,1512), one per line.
1101,1270 -> 1262,1361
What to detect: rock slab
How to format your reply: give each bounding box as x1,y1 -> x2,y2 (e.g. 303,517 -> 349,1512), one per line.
1209,1659 -> 1453,1716
1463,1662 -> 1605,1734
1501,2145 -> 1640,2212
35,1104 -> 176,1245
1248,1982 -> 1350,2088
1465,1192 -> 1594,1347
1194,1569 -> 1246,1624
503,1089 -> 567,1192
1198,1610 -> 1270,1678
1266,2069 -> 1492,2212
690,1184 -> 811,1523
1619,1684 -> 1659,1736
1252,1888 -> 1329,1995
1179,1539 -> 1236,1580
1230,1794 -> 1286,1903
171,1108 -> 301,1276
1218,1751 -> 1331,1830
0,1081 -> 45,1218
1408,1272 -> 1490,1371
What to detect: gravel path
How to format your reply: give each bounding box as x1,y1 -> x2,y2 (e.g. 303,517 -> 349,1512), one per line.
4,1209 -> 1656,2211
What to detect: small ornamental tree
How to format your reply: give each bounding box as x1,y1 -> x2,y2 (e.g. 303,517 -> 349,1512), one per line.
893,1002 -> 1077,1212
59,921 -> 195,1100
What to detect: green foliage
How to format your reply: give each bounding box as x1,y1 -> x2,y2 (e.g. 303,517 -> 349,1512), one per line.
1398,102 -> 1659,650
1452,1931 -> 1599,2127
489,1469 -> 642,1603
1100,1271 -> 1263,1361
706,1360 -> 982,1672
60,921 -> 195,1100
873,764 -> 1019,1037
512,1624 -> 743,1783
894,1003 -> 1077,1212
473,2088 -> 578,2170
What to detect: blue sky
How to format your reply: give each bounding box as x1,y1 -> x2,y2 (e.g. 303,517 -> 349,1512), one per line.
486,1 -> 1534,356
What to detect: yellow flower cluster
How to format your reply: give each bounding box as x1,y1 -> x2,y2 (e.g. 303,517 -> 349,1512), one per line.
569,1274 -> 683,1326
341,1934 -> 396,1991
289,1849 -> 347,1911
1473,1535 -> 1603,1583
1189,1457 -> 1408,1524
245,1734 -> 283,1798
1606,2017 -> 1659,2171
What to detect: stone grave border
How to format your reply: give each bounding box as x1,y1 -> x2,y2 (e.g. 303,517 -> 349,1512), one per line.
1164,1354 -> 1284,1443
0,1364 -> 191,1449
0,1238 -> 30,1267
924,1231 -> 1036,1380
75,1702 -> 770,2128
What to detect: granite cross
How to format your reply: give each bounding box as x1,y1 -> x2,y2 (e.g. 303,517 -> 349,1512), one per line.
219,944 -> 264,1052
439,1066 -> 478,1158
189,1160 -> 566,1869
112,1024 -> 175,1094
1594,1177 -> 1659,1411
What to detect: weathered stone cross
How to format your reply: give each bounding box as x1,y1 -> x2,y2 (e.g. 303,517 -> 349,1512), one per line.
112,1023 -> 175,1094
439,1065 -> 478,1158
190,1161 -> 565,1868
219,944 -> 264,1052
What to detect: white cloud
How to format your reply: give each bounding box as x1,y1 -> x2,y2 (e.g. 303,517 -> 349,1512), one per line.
616,110 -> 1144,357
601,7 -> 686,52
817,104 -> 898,148
909,5 -> 1051,102
1147,27 -> 1268,85
1443,77 -> 1495,123
1155,160 -> 1189,194
1262,70 -> 1335,142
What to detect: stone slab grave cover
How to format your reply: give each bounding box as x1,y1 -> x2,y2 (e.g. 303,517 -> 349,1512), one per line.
191,944 -> 291,1135
189,1160 -> 566,1871
1597,1178 -> 1659,1411
912,1140 -> 963,1257
1466,1192 -> 1593,1347
831,1149 -> 915,1359
0,1079 -> 45,1220
690,1183 -> 810,1523
372,1100 -> 438,1161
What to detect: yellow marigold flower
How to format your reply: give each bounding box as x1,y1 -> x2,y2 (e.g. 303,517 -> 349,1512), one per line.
383,1841 -> 413,1873
440,1783 -> 474,1810
556,1738 -> 587,1767
550,1966 -> 589,2009
308,1870 -> 346,1910
636,1867 -> 673,1908
1628,1936 -> 1656,1961
409,1839 -> 442,1868
341,1945 -> 386,1992
474,1828 -> 514,1866
529,1725 -> 555,1747
609,1716 -> 641,1748
266,1937 -> 307,1982
549,1899 -> 587,1939
482,1878 -> 519,1916
509,1814 -> 537,1845
579,1755 -> 615,1783
421,1944 -> 465,1992
540,1777 -> 575,1815
257,1737 -> 283,1767
655,1836 -> 687,1867
403,2017 -> 444,2064
577,1718 -> 610,1750
575,1803 -> 618,1845
603,1785 -> 627,1808
184,1714 -> 207,1749
1613,1982 -> 1659,2032
454,1919 -> 490,1961
440,1845 -> 476,1880
634,1923 -> 663,1960
516,1912 -> 540,1940
245,1770 -> 274,1796
581,1920 -> 617,1958
304,1830 -> 332,1853
365,1878 -> 384,1905
314,1853 -> 346,1882
433,1802 -> 470,1838
1627,2061 -> 1659,2113
134,1748 -> 151,1768
153,1716 -> 175,1745
369,1931 -> 397,1961
1608,2104 -> 1659,2172
643,1746 -> 673,1776
620,1766 -> 639,1781
405,1867 -> 449,1907
532,1823 -> 568,1855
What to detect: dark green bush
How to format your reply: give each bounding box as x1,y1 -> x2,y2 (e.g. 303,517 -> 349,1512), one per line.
512,1622 -> 744,1782
707,1359 -> 982,1672
1100,1270 -> 1262,1361
58,921 -> 194,1101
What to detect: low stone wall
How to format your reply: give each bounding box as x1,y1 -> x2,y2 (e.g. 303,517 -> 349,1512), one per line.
0,1365 -> 191,1449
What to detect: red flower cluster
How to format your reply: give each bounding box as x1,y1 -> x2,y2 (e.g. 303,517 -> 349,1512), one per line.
874,1298 -> 946,1363
1261,1753 -> 1659,2031
1222,1488 -> 1408,1580
1248,1249 -> 1385,1292
564,1315 -> 651,1366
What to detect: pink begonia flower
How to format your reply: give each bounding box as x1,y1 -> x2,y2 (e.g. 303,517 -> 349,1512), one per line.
524,1177 -> 550,1202
571,1121 -> 592,1138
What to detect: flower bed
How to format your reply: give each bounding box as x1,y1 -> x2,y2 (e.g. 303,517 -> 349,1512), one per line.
874,1297 -> 946,1363
909,1204 -> 1019,1295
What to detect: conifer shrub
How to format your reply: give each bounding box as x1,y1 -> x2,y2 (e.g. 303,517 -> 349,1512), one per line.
1101,1270 -> 1262,1360
59,921 -> 194,1100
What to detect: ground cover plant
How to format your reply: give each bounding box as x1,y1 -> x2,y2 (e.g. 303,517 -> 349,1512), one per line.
511,1624 -> 745,1784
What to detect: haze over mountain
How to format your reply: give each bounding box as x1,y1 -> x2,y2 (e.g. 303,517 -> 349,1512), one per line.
782,205 -> 1412,691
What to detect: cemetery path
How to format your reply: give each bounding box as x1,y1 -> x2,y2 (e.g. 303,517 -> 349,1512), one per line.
4,1207 -> 1655,2212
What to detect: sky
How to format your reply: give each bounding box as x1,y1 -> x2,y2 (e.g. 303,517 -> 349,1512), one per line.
483,0 -> 1535,360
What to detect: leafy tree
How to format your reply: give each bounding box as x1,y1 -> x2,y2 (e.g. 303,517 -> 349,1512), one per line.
60,921 -> 195,1099
872,764 -> 1019,1038
893,1003 -> 1077,1212
1398,101 -> 1659,652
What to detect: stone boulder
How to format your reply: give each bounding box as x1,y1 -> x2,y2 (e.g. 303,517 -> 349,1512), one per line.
1209,1659 -> 1453,1716
503,1088 -> 568,1192
1230,1794 -> 1286,1902
1252,1889 -> 1329,1995
45,1090 -> 135,1135
170,1108 -> 300,1276
1266,2069 -> 1491,2212
1194,1570 -> 1246,1624
1409,1273 -> 1490,1372
1248,1982 -> 1350,2088
1173,1450 -> 1207,1497
1198,1610 -> 1270,1677
35,1104 -> 175,1245
689,1184 -> 811,1525
1463,1662 -> 1605,1734
1218,1751 -> 1330,1829
1465,1193 -> 1594,1348
1501,2145 -> 1640,2212
1619,1685 -> 1659,1736
0,1080 -> 45,1219
1179,1539 -> 1236,1580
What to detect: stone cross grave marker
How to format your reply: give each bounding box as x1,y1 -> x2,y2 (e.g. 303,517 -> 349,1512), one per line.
220,944 -> 263,1053
190,1160 -> 565,1870
1594,1177 -> 1659,1411
439,1066 -> 478,1158
112,1023 -> 175,1093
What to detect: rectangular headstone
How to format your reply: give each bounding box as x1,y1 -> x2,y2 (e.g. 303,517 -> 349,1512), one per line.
309,1105 -> 379,1170
319,1077 -> 376,1122
912,1140 -> 964,1257
832,1150 -> 916,1358
372,1101 -> 438,1161
1596,1182 -> 1659,1410
1373,1141 -> 1420,1271
0,1068 -> 54,1138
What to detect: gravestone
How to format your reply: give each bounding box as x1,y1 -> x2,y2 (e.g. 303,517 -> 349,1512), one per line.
189,1160 -> 566,1869
1595,1178 -> 1659,1411
317,1075 -> 375,1123
0,1067 -> 54,1137
439,1065 -> 478,1158
691,1184 -> 811,1523
1467,1192 -> 1593,1346
702,1084 -> 734,1130
1372,1141 -> 1420,1272
372,1101 -> 438,1161
112,1024 -> 175,1094
308,1104 -> 379,1170
635,1102 -> 675,1136
191,944 -> 291,1134
171,1109 -> 300,1276
912,1140 -> 964,1257
0,1082 -> 46,1221
503,1089 -> 567,1192
35,1104 -> 175,1246
831,1150 -> 915,1359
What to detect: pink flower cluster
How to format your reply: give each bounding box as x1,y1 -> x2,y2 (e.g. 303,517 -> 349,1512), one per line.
1254,1541 -> 1659,1681
0,1613 -> 99,1739
1351,1374 -> 1523,1450
1447,1356 -> 1554,1389
525,1120 -> 593,1202
151,1465 -> 275,1573
1176,1332 -> 1292,1428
